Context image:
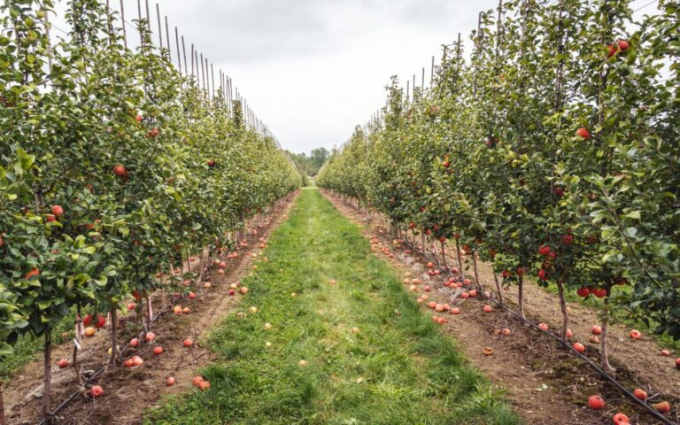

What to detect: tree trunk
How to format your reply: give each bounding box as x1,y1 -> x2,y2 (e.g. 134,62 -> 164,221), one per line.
455,238 -> 464,280
42,331 -> 52,420
146,297 -> 153,330
556,279 -> 569,341
493,271 -> 504,304
108,308 -> 118,368
440,240 -> 448,271
0,382 -> 6,425
518,276 -> 525,320
472,251 -> 483,291
601,288 -> 615,372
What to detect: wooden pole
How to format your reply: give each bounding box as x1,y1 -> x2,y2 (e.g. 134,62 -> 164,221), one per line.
181,35 -> 188,76
165,16 -> 171,62
191,43 -> 195,77
406,80 -> 410,103
200,53 -> 205,91
211,63 -> 215,98
156,3 -> 162,49
412,74 -> 416,99
137,0 -> 143,46
174,26 -> 181,73
421,67 -> 425,92
430,55 -> 435,88
120,0 -> 128,48
145,0 -> 151,34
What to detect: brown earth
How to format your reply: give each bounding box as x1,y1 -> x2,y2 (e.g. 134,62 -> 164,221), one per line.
322,190 -> 679,425
3,191 -> 299,425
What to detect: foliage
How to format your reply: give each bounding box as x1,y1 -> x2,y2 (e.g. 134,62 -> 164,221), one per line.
318,0 -> 680,346
0,0 -> 299,377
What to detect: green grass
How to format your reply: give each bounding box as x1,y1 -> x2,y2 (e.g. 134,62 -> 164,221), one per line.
144,189 -> 520,425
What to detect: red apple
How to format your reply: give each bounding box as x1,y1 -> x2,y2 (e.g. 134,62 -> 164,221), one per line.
607,44 -> 617,58
199,381 -> 211,391
113,165 -> 127,177
127,303 -> 136,311
593,288 -> 607,298
135,114 -> 143,123
57,359 -> 69,369
618,40 -> 630,51
183,339 -> 193,348
91,385 -> 104,398
576,127 -> 591,140
129,338 -> 139,348
450,307 -> 461,315
240,287 -> 249,295
653,401 -> 671,413
587,395 -> 605,410
51,205 -> 64,217
629,329 -> 642,340
145,332 -> 156,342
25,268 -> 40,279
166,376 -> 176,386
483,305 -> 493,313
95,315 -> 106,329
132,355 -> 144,366
613,413 -> 629,425
573,343 -> 585,353
577,287 -> 590,298
538,245 -> 551,256
633,388 -> 647,401
660,349 -> 671,356
538,323 -> 549,332
591,325 -> 602,335
153,346 -> 163,355
675,358 -> 680,369
229,289 -> 235,296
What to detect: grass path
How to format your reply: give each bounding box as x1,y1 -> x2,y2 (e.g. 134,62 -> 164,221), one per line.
145,188 -> 519,425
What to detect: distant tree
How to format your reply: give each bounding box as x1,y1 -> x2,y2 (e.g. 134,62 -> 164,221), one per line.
287,148 -> 329,177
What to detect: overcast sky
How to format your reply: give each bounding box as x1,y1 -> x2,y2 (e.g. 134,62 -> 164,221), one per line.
52,0 -> 657,155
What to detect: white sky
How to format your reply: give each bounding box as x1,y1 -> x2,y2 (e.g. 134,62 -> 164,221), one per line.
49,0 -> 659,154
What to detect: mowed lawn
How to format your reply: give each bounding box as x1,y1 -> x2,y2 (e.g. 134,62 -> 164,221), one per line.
145,188 -> 519,425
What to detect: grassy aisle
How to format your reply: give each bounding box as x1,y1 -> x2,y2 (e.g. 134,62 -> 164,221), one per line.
145,188 -> 519,425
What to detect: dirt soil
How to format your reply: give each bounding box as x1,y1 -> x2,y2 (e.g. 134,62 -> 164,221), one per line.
3,192 -> 299,425
323,190 -> 680,425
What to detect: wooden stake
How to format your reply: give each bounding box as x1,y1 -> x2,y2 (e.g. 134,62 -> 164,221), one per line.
156,3 -> 162,49
421,67 -> 425,92
145,0 -> 151,33
181,35 -> 188,76
175,27 -> 181,73
137,0 -> 143,46
191,43 -> 195,76
165,16 -> 171,61
406,80 -> 410,103
430,55 -> 435,88
120,0 -> 127,48
211,63 -> 215,98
